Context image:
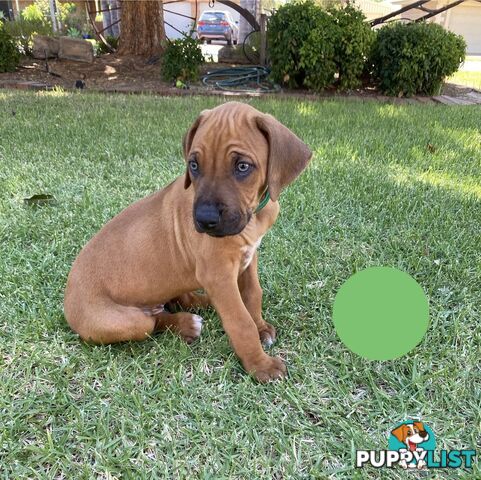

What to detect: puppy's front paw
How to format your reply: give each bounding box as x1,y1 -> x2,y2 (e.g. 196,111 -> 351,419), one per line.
259,322 -> 277,347
247,355 -> 287,383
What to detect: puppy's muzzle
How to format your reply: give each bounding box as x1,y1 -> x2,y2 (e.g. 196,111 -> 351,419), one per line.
194,203 -> 222,233
194,201 -> 248,237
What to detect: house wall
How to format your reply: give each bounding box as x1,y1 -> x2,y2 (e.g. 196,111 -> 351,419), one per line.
355,0 -> 394,21
445,2 -> 481,54
391,0 -> 481,55
164,1 -> 193,39
197,1 -> 240,24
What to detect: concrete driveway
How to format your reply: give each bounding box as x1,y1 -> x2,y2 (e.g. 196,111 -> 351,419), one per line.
460,56 -> 481,71
200,42 -> 226,63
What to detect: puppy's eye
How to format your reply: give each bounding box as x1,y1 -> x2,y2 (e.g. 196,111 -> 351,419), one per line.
236,162 -> 252,174
189,160 -> 199,172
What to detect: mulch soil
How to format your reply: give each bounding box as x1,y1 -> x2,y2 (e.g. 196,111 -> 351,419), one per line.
1,54 -> 480,105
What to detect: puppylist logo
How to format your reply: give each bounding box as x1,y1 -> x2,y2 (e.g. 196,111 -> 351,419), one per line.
356,420 -> 476,470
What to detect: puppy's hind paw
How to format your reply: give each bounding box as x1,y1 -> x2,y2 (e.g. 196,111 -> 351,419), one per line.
177,314 -> 203,344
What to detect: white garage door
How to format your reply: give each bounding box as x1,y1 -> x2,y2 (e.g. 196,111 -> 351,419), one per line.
164,2 -> 194,40
448,7 -> 481,54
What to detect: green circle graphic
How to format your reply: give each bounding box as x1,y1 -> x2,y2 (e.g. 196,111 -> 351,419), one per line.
333,267 -> 429,360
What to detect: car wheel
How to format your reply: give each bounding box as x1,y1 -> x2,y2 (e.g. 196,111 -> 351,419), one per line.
207,39 -> 212,44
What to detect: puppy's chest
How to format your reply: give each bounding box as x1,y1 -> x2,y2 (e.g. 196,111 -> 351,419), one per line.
240,236 -> 263,272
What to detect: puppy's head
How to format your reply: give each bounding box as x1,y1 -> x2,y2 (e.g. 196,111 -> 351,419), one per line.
391,422 -> 429,450
183,102 -> 312,237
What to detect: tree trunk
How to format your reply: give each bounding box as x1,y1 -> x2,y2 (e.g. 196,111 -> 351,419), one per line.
117,0 -> 165,56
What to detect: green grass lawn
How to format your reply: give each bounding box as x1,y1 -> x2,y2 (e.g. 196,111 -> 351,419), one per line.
448,71 -> 481,90
1,91 -> 480,479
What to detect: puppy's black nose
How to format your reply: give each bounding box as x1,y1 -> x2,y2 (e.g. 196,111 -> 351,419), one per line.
195,204 -> 221,231
419,430 -> 428,438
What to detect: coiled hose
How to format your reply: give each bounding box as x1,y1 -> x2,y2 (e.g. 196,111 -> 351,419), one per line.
202,66 -> 280,93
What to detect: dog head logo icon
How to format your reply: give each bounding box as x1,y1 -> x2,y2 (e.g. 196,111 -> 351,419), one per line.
388,421 -> 436,469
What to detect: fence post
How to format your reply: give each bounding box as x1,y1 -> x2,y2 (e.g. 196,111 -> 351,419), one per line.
260,13 -> 267,66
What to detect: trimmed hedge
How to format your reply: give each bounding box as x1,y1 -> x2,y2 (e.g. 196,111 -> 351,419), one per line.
371,22 -> 466,96
299,12 -> 337,91
268,2 -> 466,95
268,1 -> 328,89
330,4 -> 374,90
268,1 -> 373,91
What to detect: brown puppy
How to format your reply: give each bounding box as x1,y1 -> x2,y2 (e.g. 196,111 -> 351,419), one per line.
64,101 -> 312,382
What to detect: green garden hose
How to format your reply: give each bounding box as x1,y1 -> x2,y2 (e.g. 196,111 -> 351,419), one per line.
202,66 -> 280,93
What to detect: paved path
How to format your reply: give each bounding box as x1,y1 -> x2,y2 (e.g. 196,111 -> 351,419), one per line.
200,43 -> 224,63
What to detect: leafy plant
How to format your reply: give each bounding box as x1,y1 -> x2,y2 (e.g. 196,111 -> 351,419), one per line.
161,37 -> 204,82
60,3 -> 92,36
31,0 -> 76,28
3,17 -> 52,55
2,4 -> 52,55
371,22 -> 466,96
96,35 -> 119,55
21,4 -> 45,23
329,4 -> 374,90
0,22 -> 20,72
298,13 -> 337,91
66,26 -> 81,38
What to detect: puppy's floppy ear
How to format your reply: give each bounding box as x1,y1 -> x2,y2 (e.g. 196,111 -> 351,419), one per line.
183,110 -> 209,189
414,422 -> 424,432
256,113 -> 312,202
391,424 -> 409,443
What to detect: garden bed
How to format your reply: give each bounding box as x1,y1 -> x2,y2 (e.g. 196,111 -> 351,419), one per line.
1,55 -> 480,105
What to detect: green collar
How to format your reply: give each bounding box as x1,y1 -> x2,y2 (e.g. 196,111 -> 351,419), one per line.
254,189 -> 270,214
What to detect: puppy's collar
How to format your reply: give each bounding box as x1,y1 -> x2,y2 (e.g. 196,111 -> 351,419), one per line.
254,188 -> 270,214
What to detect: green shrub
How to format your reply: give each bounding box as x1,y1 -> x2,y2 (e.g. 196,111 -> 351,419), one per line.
268,1 -> 373,91
3,17 -> 52,54
298,13 -> 337,91
3,5 -> 52,55
0,22 -> 20,72
371,22 -> 466,96
329,4 -> 374,90
161,37 -> 204,82
267,0 -> 328,88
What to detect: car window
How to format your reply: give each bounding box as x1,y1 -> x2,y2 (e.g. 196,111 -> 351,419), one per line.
200,12 -> 227,21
